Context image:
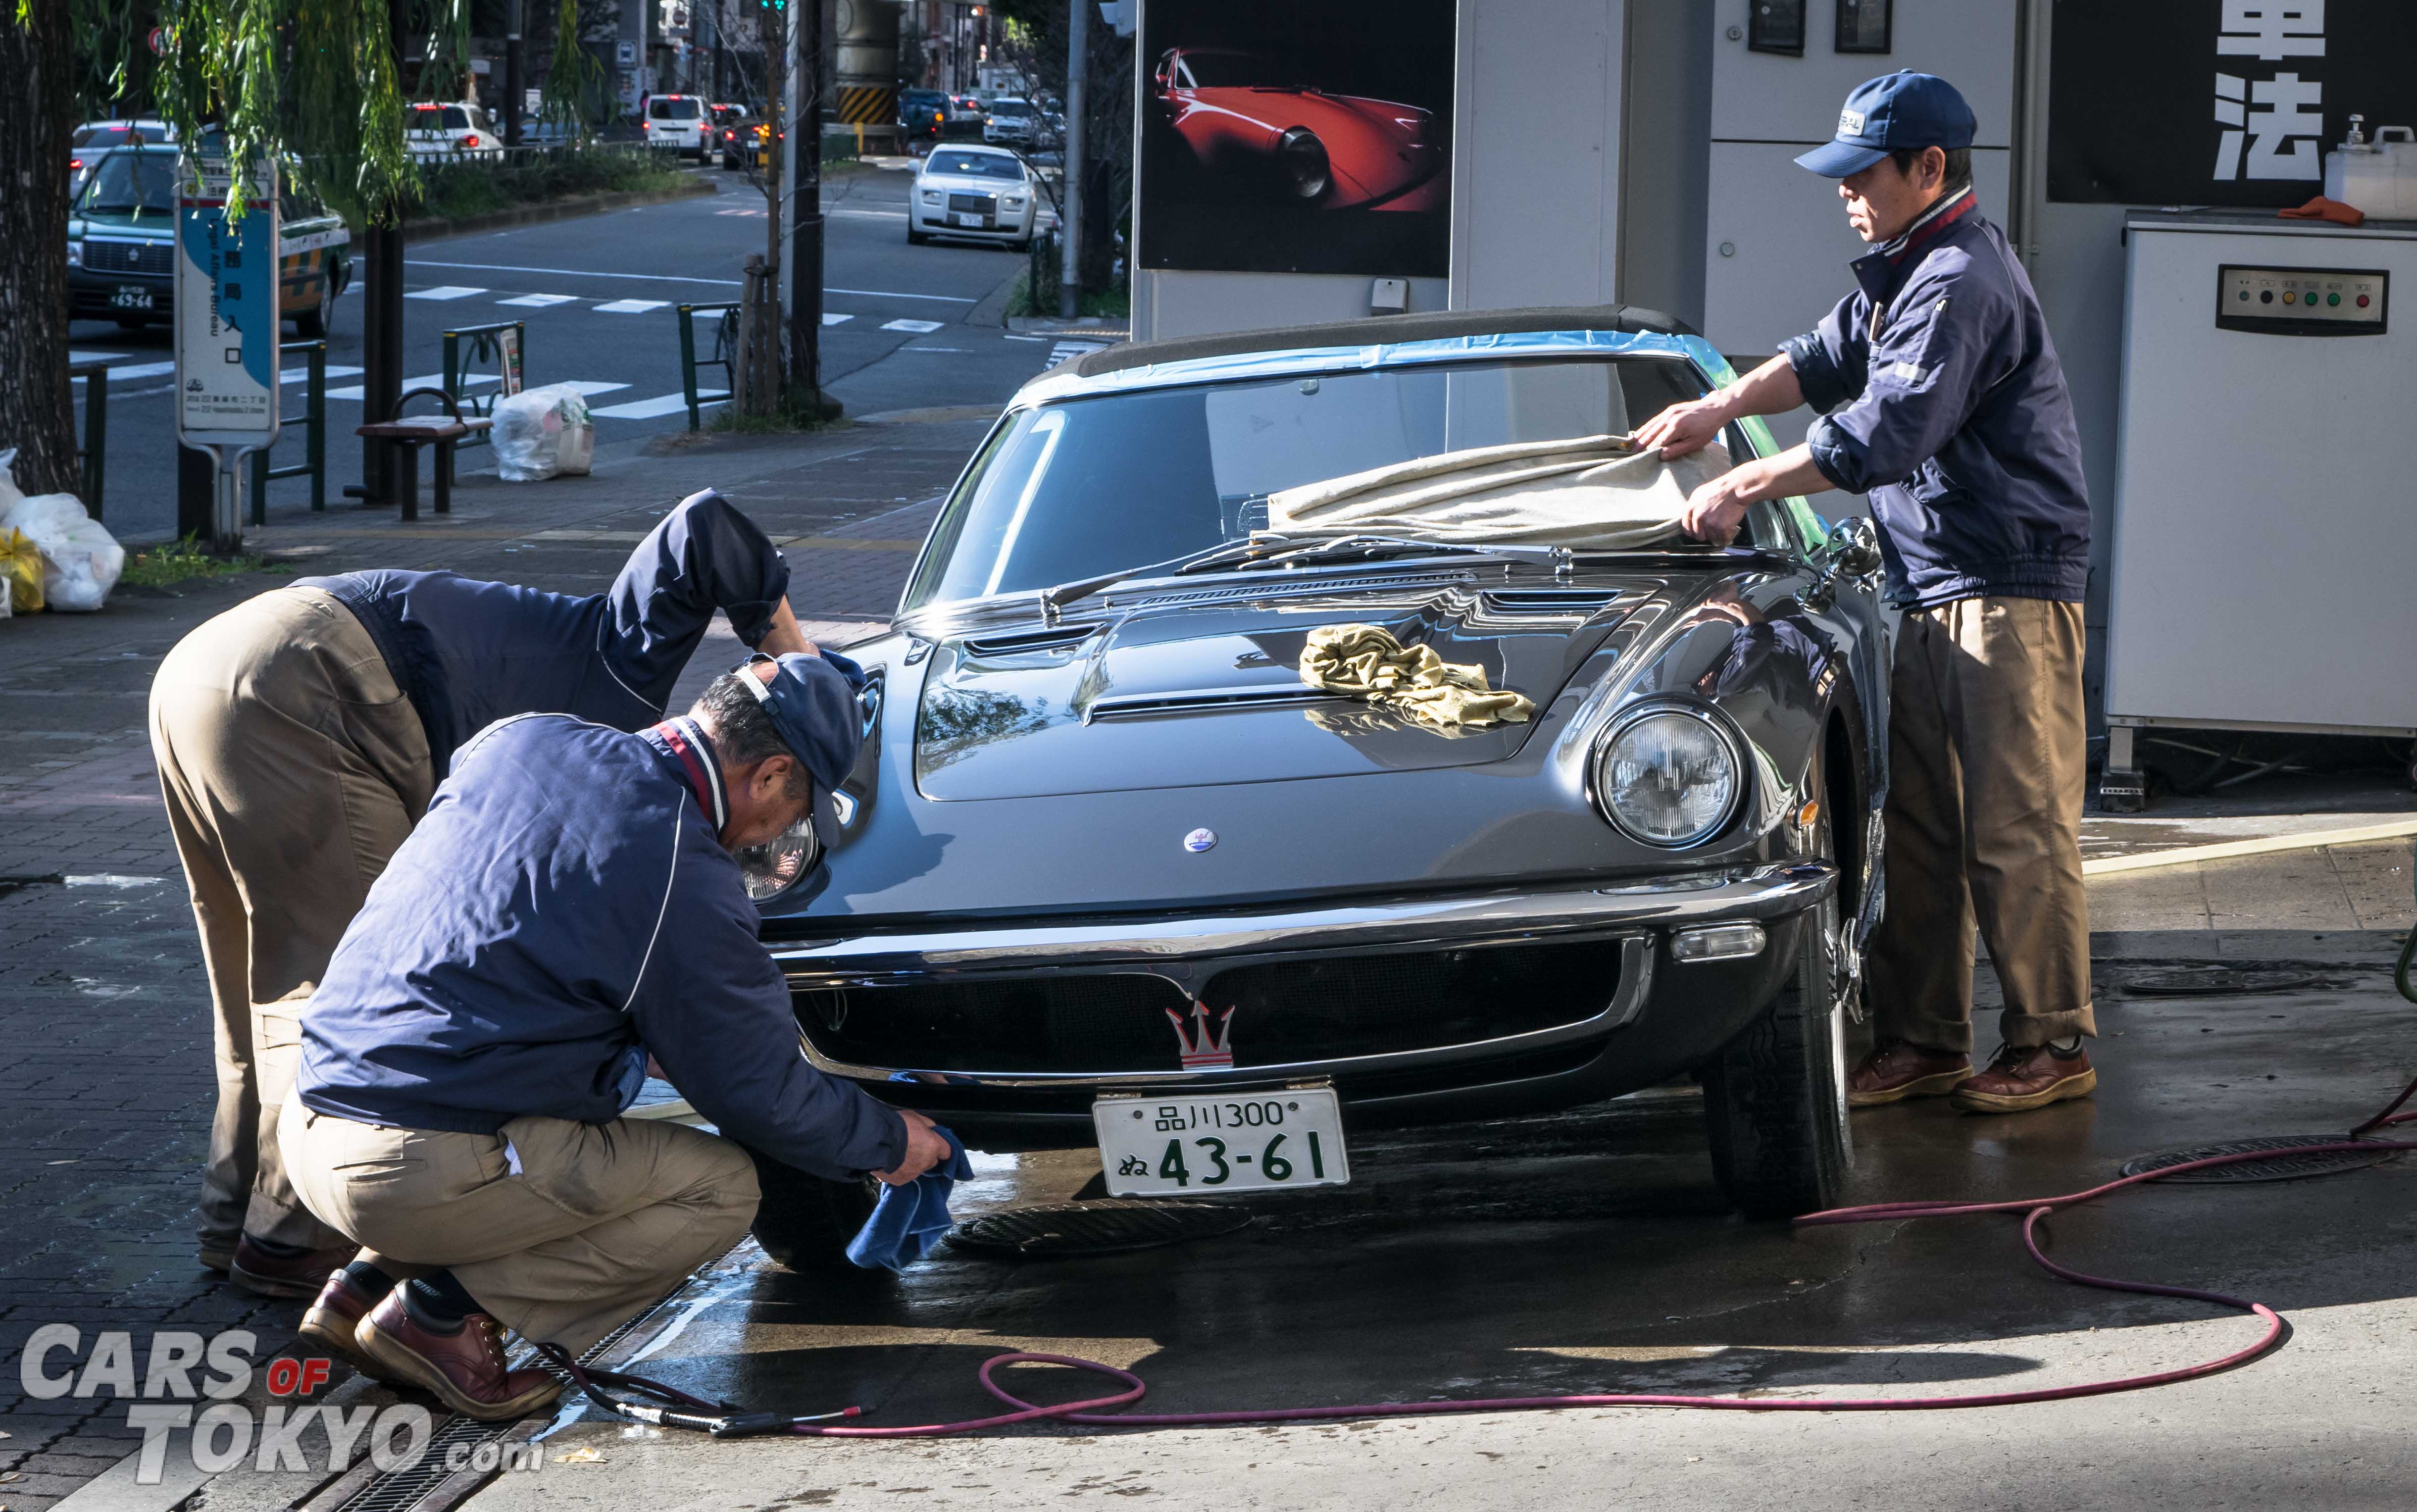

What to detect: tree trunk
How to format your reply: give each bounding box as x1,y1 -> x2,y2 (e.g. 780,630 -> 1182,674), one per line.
0,0 -> 82,495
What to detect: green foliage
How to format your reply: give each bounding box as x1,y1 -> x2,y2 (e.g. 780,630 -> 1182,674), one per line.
120,535 -> 294,587
408,143 -> 684,223
536,0 -> 606,137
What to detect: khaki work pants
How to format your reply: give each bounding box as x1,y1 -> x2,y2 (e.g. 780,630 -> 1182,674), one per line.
148,587 -> 436,1255
1865,596 -> 2095,1055
281,1091 -> 760,1354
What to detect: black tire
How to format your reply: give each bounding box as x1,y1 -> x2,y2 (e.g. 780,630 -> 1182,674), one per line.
293,274 -> 334,338
908,227 -> 930,245
1700,809 -> 1850,1219
740,1143 -> 883,1273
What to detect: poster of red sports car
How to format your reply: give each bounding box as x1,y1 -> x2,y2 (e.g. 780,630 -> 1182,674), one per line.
1136,0 -> 1456,278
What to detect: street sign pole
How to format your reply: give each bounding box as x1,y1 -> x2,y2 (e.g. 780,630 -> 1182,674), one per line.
174,154 -> 281,555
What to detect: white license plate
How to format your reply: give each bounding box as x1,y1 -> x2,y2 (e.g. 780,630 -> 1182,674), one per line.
113,286 -> 154,310
1092,1086 -> 1350,1197
950,211 -> 988,228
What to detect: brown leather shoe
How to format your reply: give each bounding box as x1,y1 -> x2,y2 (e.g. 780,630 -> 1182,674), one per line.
355,1289 -> 562,1421
300,1269 -> 400,1381
1847,1039 -> 1974,1107
1952,1040 -> 2098,1114
230,1237 -> 360,1299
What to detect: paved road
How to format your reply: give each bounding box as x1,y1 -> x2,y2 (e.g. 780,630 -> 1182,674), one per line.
63,164 -> 1101,544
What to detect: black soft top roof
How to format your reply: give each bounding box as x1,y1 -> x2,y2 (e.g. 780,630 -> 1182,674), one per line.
1063,303 -> 1699,382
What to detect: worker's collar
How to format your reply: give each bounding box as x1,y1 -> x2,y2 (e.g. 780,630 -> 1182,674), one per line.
644,717 -> 728,836
1878,184 -> 1974,266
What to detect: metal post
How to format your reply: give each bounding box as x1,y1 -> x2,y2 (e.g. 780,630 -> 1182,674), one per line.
783,0 -> 826,409
504,0 -> 525,147
306,341 -> 326,511
1060,0 -> 1087,319
73,363 -> 108,520
213,450 -> 243,555
249,437 -> 268,526
355,0 -> 409,508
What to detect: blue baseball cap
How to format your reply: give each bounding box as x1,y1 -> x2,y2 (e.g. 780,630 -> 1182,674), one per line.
737,649 -> 867,844
1795,72 -> 1976,178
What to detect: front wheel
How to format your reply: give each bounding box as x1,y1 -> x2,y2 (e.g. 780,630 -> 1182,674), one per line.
739,1143 -> 882,1274
908,227 -> 930,245
1699,818 -> 1850,1218
293,274 -> 334,338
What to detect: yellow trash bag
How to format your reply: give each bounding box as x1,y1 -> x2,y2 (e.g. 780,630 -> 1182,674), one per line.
0,527 -> 43,614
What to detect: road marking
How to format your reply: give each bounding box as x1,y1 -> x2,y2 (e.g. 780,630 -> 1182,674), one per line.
593,298 -> 670,314
408,260 -> 982,302
823,312 -> 854,325
714,208 -> 768,218
280,365 -> 365,384
1002,333 -> 1047,342
549,380 -> 632,396
589,389 -> 727,419
883,318 -> 945,333
833,286 -> 976,304
2082,817 -> 2417,875
1044,339 -> 1107,370
100,361 -> 178,380
325,372 -> 501,400
406,285 -> 487,300
496,292 -> 580,307
903,345 -> 970,352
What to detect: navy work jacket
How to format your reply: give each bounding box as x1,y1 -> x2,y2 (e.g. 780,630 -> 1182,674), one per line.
294,713 -> 908,1182
1783,189 -> 2091,610
294,491 -> 790,775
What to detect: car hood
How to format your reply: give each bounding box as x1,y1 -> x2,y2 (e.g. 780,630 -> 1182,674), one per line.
921,173 -> 1027,192
913,571 -> 1649,801
73,212 -> 171,239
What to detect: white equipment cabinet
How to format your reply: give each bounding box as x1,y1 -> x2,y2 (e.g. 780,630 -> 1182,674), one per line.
2102,213 -> 2417,808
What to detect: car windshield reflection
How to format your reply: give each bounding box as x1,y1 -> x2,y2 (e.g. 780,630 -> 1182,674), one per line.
903,357 -> 1708,612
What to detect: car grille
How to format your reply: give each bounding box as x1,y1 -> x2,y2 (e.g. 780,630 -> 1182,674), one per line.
947,192 -> 997,214
793,937 -> 1628,1075
84,241 -> 172,276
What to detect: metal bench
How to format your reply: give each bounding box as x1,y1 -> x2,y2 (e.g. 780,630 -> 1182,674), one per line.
355,386 -> 492,521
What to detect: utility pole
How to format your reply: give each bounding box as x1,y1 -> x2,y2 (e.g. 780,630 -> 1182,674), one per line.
503,0 -> 525,146
780,0 -> 828,412
1059,0 -> 1087,318
349,0 -> 410,509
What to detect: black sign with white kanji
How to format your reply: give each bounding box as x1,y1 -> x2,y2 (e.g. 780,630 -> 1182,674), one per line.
2048,1 -> 2417,206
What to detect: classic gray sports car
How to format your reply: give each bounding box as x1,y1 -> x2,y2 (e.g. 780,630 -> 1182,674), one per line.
738,306 -> 1890,1267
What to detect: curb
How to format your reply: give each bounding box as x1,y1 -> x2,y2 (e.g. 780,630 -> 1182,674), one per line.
2083,816 -> 2417,876
399,174 -> 717,243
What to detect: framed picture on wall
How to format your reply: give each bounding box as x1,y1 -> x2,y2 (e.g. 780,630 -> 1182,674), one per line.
1748,0 -> 1806,57
1835,0 -> 1892,55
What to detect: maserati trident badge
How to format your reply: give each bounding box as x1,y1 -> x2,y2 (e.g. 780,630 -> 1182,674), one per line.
1183,827 -> 1217,853
1166,1000 -> 1235,1070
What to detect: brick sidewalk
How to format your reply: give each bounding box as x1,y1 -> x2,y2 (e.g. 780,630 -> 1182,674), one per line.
0,416 -> 980,1508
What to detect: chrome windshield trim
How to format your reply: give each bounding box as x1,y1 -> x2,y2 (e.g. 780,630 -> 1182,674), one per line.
772,861 -> 1835,1088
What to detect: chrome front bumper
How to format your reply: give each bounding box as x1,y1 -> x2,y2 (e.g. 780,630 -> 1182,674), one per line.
772,860 -> 1836,1089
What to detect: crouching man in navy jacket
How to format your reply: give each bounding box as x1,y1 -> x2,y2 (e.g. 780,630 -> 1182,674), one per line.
278,653 -> 952,1420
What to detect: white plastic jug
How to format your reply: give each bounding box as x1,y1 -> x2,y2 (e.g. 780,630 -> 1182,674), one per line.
2324,120 -> 2417,220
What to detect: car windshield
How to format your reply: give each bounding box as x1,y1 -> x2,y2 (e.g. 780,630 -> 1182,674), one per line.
904,356 -> 1710,610
75,124 -> 166,148
990,99 -> 1033,117
410,106 -> 470,131
927,150 -> 1022,180
78,151 -> 179,218
650,97 -> 701,119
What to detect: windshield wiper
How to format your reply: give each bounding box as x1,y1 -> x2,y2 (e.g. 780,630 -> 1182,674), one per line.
1034,539 -> 1271,622
1230,533 -> 1569,572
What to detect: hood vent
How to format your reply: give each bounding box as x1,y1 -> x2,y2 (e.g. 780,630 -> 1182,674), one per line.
959,623 -> 1104,659
1480,588 -> 1628,614
1084,685 -> 1332,723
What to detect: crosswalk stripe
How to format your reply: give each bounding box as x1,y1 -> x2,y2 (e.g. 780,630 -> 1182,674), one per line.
325,372 -> 501,400
1043,340 -> 1106,371
496,293 -> 580,307
593,298 -> 670,314
823,312 -> 854,325
280,365 -> 365,384
588,389 -> 727,420
882,318 -> 945,333
550,380 -> 632,396
98,361 -> 178,380
406,285 -> 487,300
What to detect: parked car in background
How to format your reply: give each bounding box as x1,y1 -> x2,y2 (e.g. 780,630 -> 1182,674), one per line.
949,93 -> 988,136
68,145 -> 353,337
404,102 -> 503,161
982,96 -> 1042,147
70,119 -> 174,200
644,93 -> 709,157
1150,46 -> 1445,212
710,103 -> 753,167
900,87 -> 951,149
732,307 -> 1890,1271
909,144 -> 1041,250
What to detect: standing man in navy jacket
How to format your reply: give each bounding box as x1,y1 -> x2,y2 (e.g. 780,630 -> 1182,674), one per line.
148,489 -> 814,1298
280,654 -> 952,1419
1637,72 -> 2098,1115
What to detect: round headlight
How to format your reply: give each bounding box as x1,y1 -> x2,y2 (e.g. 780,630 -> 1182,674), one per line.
735,816 -> 821,901
1593,708 -> 1743,847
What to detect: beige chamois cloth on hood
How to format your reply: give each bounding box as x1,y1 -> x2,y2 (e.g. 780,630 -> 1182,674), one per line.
1299,624 -> 1535,731
1267,434 -> 1729,549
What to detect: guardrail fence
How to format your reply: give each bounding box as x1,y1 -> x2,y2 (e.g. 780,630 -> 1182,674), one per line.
246,339 -> 330,523
66,360 -> 109,520
676,302 -> 740,431
440,320 -> 527,482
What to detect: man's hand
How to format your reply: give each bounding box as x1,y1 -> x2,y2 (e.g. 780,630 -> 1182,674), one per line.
1680,472 -> 1756,547
875,1108 -> 953,1186
756,599 -> 819,659
1633,390 -> 1735,460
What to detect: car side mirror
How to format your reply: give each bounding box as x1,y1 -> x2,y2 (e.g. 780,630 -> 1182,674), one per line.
1825,517 -> 1882,579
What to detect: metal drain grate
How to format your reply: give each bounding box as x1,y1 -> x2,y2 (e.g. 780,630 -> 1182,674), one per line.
949,1199 -> 1253,1258
2124,968 -> 2318,996
331,1414 -> 512,1512
2120,1133 -> 2400,1183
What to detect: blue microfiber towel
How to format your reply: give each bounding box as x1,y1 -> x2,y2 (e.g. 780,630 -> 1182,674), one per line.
846,1124 -> 973,1272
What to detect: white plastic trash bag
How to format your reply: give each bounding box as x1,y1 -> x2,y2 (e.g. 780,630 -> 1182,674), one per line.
491,385 -> 596,483
1,492 -> 125,613
0,447 -> 25,516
